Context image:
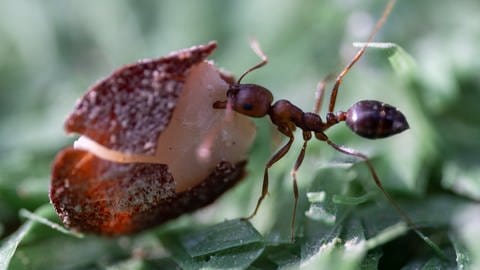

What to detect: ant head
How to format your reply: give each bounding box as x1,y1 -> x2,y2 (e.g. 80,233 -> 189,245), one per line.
226,83 -> 273,118
213,39 -> 273,118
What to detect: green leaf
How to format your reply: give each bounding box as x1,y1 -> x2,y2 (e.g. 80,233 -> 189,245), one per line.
0,205 -> 56,270
161,220 -> 265,269
442,161 -> 480,200
105,258 -> 146,270
0,218 -> 34,270
450,233 -> 471,270
302,218 -> 367,270
453,205 -> 480,269
181,219 -> 263,257
332,192 -> 375,205
19,208 -> 83,238
305,166 -> 356,225
365,223 -> 407,250
8,235 -> 125,270
306,191 -> 326,203
360,249 -> 382,270
353,42 -> 417,79
3,205 -> 126,270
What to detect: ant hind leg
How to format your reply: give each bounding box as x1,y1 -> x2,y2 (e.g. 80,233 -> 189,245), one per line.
323,138 -> 446,256
324,138 -> 419,229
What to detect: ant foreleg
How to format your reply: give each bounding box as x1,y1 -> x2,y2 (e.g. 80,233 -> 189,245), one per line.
327,0 -> 396,113
244,128 -> 294,220
289,131 -> 312,241
199,97 -> 235,161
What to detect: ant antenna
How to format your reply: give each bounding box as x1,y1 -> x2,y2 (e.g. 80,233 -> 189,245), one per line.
328,0 -> 396,113
236,38 -> 269,84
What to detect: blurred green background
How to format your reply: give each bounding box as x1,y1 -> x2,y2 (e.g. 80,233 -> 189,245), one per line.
1,0 -> 480,269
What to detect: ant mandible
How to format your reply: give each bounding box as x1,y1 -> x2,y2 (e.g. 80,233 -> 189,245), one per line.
214,0 -> 419,241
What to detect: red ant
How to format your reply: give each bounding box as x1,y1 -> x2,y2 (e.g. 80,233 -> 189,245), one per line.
213,0 -> 425,242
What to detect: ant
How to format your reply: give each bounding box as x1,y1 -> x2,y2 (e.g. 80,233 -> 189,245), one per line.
213,0 -> 426,242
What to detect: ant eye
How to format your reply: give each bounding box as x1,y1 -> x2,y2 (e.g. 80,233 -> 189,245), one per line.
243,103 -> 253,111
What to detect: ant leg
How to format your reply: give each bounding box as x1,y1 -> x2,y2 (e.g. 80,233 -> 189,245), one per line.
289,131 -> 312,241
326,140 -> 448,257
324,138 -> 420,230
327,0 -> 396,113
237,38 -> 269,84
244,129 -> 294,220
313,74 -> 335,115
322,138 -> 442,251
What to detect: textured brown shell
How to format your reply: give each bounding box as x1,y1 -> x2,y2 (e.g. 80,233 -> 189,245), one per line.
50,148 -> 246,235
50,42 -> 249,235
65,42 -> 217,155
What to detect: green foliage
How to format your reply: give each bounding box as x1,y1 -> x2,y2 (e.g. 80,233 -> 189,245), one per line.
1,0 -> 480,269
161,220 -> 265,269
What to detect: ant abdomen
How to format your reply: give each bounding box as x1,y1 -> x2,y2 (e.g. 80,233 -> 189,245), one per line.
345,100 -> 409,139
